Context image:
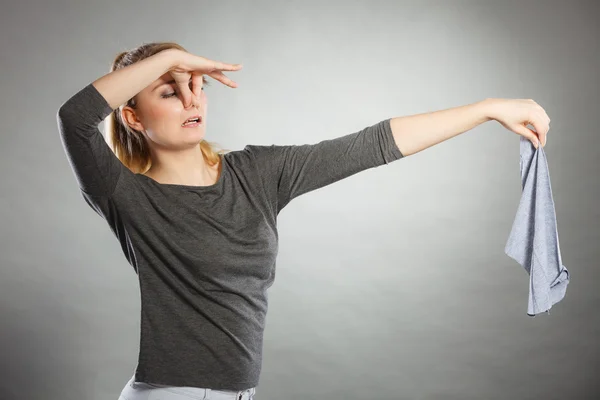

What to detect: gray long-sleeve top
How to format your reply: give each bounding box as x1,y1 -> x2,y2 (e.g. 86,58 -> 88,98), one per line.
56,83 -> 405,390
505,136 -> 570,316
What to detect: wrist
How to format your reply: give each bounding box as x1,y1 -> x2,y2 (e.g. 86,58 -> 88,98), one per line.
478,98 -> 500,122
157,48 -> 182,71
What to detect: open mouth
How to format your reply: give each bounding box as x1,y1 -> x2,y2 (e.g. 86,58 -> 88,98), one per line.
182,115 -> 202,127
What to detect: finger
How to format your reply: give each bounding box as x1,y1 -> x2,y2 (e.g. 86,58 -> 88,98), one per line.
207,70 -> 238,88
176,80 -> 194,109
210,60 -> 243,71
537,104 -> 551,125
190,73 -> 204,105
532,111 -> 549,147
540,122 -> 548,148
528,117 -> 546,149
514,123 -> 540,149
534,104 -> 551,139
208,71 -> 237,87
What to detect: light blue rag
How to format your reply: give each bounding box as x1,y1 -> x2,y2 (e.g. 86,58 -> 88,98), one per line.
504,136 -> 570,317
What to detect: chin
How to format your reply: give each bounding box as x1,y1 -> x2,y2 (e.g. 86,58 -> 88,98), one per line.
181,128 -> 205,143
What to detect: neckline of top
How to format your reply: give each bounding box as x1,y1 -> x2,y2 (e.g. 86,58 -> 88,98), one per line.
135,154 -> 228,190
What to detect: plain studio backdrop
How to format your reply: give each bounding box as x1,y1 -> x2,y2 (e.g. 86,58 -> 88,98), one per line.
1,1 -> 598,399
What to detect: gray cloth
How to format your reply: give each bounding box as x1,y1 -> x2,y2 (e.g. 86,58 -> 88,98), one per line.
504,136 -> 570,317
56,83 -> 404,390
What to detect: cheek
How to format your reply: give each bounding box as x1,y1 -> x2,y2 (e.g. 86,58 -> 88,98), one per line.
147,101 -> 179,119
146,102 -> 182,133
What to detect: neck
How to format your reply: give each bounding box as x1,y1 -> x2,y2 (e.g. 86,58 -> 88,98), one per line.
145,143 -> 219,186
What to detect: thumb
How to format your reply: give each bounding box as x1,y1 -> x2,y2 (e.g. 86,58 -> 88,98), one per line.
513,124 -> 539,149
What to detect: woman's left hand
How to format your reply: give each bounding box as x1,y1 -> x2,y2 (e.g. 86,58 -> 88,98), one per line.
484,98 -> 551,149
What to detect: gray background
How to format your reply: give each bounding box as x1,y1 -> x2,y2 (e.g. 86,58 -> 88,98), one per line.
1,0 -> 598,399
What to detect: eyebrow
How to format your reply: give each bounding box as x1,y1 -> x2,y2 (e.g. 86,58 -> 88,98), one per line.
152,78 -> 193,92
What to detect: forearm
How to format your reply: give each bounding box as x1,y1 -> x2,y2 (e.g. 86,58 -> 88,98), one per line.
389,99 -> 494,157
91,49 -> 180,110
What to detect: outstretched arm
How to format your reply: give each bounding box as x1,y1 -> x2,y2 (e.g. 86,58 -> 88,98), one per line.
390,98 -> 550,156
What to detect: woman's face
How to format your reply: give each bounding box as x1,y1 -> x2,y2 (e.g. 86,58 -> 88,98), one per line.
123,72 -> 208,150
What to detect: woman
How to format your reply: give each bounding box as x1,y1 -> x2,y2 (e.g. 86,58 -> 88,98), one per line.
56,41 -> 549,400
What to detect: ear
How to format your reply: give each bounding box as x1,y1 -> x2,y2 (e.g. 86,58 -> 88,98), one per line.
122,106 -> 145,132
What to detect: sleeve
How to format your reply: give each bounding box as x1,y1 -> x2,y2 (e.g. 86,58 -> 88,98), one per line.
56,83 -> 124,198
504,136 -> 570,317
244,118 -> 404,214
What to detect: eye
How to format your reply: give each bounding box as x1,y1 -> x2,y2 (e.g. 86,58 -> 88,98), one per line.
161,79 -> 210,99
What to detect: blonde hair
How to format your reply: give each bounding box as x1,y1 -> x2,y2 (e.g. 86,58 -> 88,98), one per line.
104,41 -> 230,174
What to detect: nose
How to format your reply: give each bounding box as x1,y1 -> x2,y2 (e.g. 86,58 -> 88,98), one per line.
186,100 -> 200,110
184,93 -> 201,110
